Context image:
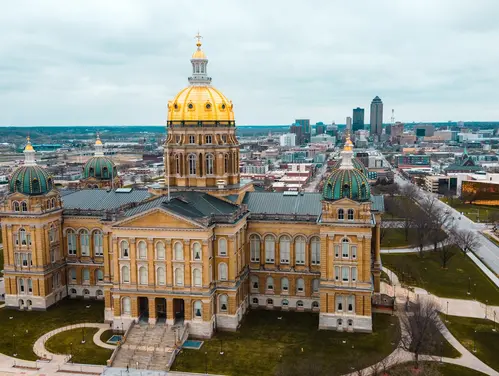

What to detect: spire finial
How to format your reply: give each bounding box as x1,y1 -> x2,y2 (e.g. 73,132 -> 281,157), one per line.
195,31 -> 202,48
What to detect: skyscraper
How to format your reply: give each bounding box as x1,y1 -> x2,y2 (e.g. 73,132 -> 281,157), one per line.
352,108 -> 364,132
370,96 -> 383,140
346,117 -> 352,133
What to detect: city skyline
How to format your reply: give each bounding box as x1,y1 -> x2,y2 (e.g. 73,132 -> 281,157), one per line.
1,1 -> 499,126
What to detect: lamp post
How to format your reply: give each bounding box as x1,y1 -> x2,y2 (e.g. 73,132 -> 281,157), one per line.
70,342 -> 73,362
204,351 -> 208,375
467,277 -> 471,295
220,339 -> 224,355
81,325 -> 86,344
493,311 -> 497,332
473,330 -> 477,353
446,301 -> 449,322
485,300 -> 488,319
13,334 -> 17,357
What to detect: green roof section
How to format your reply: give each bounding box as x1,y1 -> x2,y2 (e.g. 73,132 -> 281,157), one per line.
83,156 -> 117,180
9,165 -> 54,195
61,189 -> 152,210
370,195 -> 385,212
243,191 -> 322,216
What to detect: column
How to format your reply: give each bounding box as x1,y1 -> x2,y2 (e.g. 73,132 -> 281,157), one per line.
103,232 -> 111,281
275,238 -> 280,268
148,297 -> 156,324
130,239 -> 137,284
35,225 -> 44,267
166,298 -> 174,322
320,234 -> 328,278
147,238 -> 154,287
260,238 -> 264,268
112,237 -> 119,284
131,296 -> 138,318
184,299 -> 192,320
228,236 -> 235,280
166,240 -> 173,285
2,225 -> 9,266
202,240 -> 210,286
184,240 -> 191,286
6,225 -> 13,268
290,241 -> 295,268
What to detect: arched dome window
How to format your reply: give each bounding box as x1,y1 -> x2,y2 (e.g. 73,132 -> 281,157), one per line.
188,154 -> 197,175
102,167 -> 109,178
32,178 -> 39,192
342,184 -> 350,197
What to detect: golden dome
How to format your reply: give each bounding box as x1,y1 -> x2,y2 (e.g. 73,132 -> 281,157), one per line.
344,135 -> 353,151
168,86 -> 234,122
192,48 -> 206,59
24,136 -> 34,151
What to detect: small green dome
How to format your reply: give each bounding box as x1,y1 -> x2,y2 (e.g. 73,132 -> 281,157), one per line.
333,157 -> 368,175
83,157 -> 117,180
9,165 -> 53,195
323,168 -> 371,201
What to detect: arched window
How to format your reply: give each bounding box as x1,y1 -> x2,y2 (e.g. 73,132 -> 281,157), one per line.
174,242 -> 184,260
19,228 -> 27,245
218,238 -> 227,256
93,231 -> 103,256
296,278 -> 304,293
267,298 -> 274,306
312,278 -> 319,293
67,230 -> 77,255
48,225 -> 57,243
51,198 -> 56,208
342,238 -> 350,258
338,209 -> 344,220
193,268 -> 202,286
224,153 -> 229,174
336,295 -> 343,312
156,242 -> 165,260
96,269 -> 104,282
188,154 -> 197,175
282,299 -> 289,307
251,275 -> 259,290
139,266 -> 147,285
295,236 -> 306,265
138,241 -> 147,259
21,201 -> 28,212
264,235 -> 275,263
175,268 -> 184,286
193,301 -> 202,318
250,234 -> 260,262
120,240 -> 130,258
102,167 -> 109,178
347,209 -> 354,220
122,265 -> 130,283
205,135 -> 212,144
82,268 -> 90,282
47,199 -> 52,209
266,276 -> 274,290
175,154 -> 181,174
279,235 -> 290,264
219,294 -> 228,312
219,262 -> 228,281
297,300 -> 304,308
157,267 -> 166,285
192,242 -> 202,260
311,236 -> 321,265
205,153 -> 214,175
80,230 -> 90,256
13,201 -> 20,211
281,277 -> 289,292
252,297 -> 259,304
312,301 -> 319,309
122,297 -> 131,315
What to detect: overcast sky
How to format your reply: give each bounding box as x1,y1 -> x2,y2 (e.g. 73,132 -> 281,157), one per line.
1,0 -> 499,126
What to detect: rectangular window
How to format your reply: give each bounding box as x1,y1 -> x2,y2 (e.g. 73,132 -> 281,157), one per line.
336,295 -> 343,312
348,295 -> 355,312
83,269 -> 90,282
50,250 -> 55,263
342,266 -> 349,282
351,246 -> 357,259
334,245 -> 340,258
352,267 -> 357,282
295,241 -> 305,265
22,253 -> 28,267
280,243 -> 290,264
342,243 -> 349,258
311,242 -> 320,265
335,266 -> 340,281
71,269 -> 77,281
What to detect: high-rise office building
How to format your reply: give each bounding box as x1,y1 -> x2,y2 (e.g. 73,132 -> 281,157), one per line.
279,133 -> 296,147
290,124 -> 304,145
315,122 -> 325,135
370,96 -> 383,140
346,117 -> 352,133
295,119 -> 311,143
352,108 -> 364,132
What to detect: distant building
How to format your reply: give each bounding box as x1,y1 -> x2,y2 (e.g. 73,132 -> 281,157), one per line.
346,117 -> 352,133
390,122 -> 404,143
290,124 -> 304,145
315,122 -> 326,135
444,148 -> 483,174
424,175 -> 457,195
370,96 -> 383,140
352,108 -> 364,132
295,119 -> 311,143
394,154 -> 431,168
414,124 -> 435,138
279,133 -> 296,147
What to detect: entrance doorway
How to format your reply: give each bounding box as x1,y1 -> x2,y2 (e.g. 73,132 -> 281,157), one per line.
138,297 -> 149,323
173,298 -> 185,323
155,298 -> 167,324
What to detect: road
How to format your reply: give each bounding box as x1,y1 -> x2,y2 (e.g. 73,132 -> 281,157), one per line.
304,161 -> 329,192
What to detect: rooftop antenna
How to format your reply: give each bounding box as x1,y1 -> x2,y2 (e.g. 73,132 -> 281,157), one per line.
391,109 -> 395,125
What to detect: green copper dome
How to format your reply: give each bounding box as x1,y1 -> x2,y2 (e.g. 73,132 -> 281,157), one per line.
333,157 -> 368,175
9,165 -> 54,195
83,156 -> 117,180
323,168 -> 371,202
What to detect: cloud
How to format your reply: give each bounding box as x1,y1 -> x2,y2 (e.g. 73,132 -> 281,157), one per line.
1,0 -> 499,125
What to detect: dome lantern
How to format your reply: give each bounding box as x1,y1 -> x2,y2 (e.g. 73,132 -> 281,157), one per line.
24,136 -> 36,166
95,132 -> 104,156
188,32 -> 211,86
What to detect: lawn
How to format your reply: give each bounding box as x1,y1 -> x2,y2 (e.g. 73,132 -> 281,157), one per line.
45,327 -> 113,365
100,329 -> 115,343
172,310 -> 400,376
382,196 -> 425,221
440,198 -> 499,223
0,299 -> 104,360
482,232 -> 499,248
443,315 -> 499,372
387,362 -> 487,376
381,250 -> 499,305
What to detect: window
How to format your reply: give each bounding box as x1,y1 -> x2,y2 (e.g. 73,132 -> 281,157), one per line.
296,278 -> 304,293
49,225 -> 57,243
266,276 -> 274,290
19,228 -> 27,245
297,300 -> 304,308
19,278 -> 25,293
205,135 -> 212,144
156,242 -> 165,260
80,230 -> 90,256
265,235 -> 275,263
311,237 -> 320,265
351,246 -> 357,259
342,266 -> 349,282
82,268 -> 90,283
312,301 -> 319,309
139,266 -> 147,285
157,267 -> 166,285
189,135 -> 195,144
219,263 -> 228,281
175,268 -> 184,286
67,230 -> 77,255
27,279 -> 33,294
188,154 -> 197,175
312,278 -> 319,293
21,201 -> 28,212
220,295 -> 228,312
96,269 -> 104,282
122,297 -> 131,315
218,238 -> 227,256
295,236 -> 305,265
336,295 -> 343,312
282,299 -> 289,307
347,209 -> 354,220
280,236 -> 290,263
193,301 -> 202,318
13,201 -> 20,211
120,240 -> 129,258
122,266 -> 130,283
193,268 -> 202,286
138,241 -> 147,259
250,235 -> 260,262
51,198 -> 56,208
335,266 -> 340,281
342,238 -> 349,258
352,267 -> 358,282
93,231 -> 103,256
338,209 -> 344,220
334,244 -> 340,258
348,295 -> 355,312
70,268 -> 77,282
192,242 -> 202,260
252,297 -> 259,304
224,154 -> 229,174
205,154 -> 214,175
174,242 -> 184,260
281,277 -> 289,292
175,154 -> 181,174
251,275 -> 259,290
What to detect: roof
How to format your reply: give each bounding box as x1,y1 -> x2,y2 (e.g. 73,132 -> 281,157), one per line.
370,195 -> 385,212
242,191 -> 322,216
61,189 -> 152,211
10,165 -> 54,196
444,165 -> 482,172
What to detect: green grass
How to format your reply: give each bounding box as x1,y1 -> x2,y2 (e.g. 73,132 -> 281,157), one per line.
388,362 -> 487,375
483,232 -> 499,248
382,250 -> 499,305
45,327 -> 113,365
381,228 -> 447,249
443,315 -> 499,372
382,196 -> 425,221
172,310 -> 400,376
100,329 -> 115,343
0,299 -> 104,360
441,198 -> 499,223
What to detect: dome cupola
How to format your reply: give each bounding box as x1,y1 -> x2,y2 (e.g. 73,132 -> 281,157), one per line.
82,134 -> 117,180
9,137 -> 54,195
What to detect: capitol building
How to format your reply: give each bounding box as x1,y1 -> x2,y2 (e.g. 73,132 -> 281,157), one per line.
0,36 -> 383,337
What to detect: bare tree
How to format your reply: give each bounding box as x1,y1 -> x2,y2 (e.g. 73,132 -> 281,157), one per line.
453,229 -> 479,253
397,184 -> 419,241
427,204 -> 453,253
399,298 -> 444,369
436,232 -> 457,269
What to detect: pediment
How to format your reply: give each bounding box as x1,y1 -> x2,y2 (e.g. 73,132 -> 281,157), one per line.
113,208 -> 204,229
